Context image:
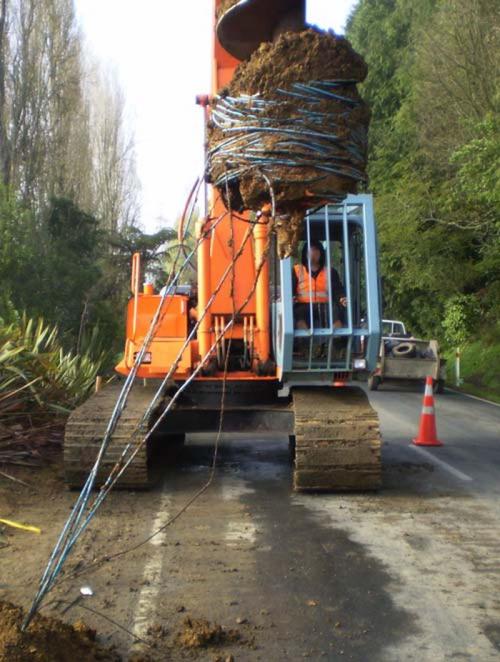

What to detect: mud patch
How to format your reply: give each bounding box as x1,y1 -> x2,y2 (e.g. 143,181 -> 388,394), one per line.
0,601 -> 120,661
176,616 -> 240,649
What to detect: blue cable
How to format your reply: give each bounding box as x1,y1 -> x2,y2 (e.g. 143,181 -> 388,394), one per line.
208,80 -> 367,198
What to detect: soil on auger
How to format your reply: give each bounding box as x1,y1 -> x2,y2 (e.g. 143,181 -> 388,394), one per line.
216,0 -> 239,20
228,28 -> 367,95
292,386 -> 381,491
207,28 -> 370,256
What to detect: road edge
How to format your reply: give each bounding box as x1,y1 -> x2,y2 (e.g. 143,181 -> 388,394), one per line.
444,387 -> 500,408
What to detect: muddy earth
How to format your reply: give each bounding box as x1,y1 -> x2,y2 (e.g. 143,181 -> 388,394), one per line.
0,600 -> 120,662
2,386 -> 500,661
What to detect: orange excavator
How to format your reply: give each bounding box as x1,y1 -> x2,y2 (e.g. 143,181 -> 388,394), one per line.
64,0 -> 382,492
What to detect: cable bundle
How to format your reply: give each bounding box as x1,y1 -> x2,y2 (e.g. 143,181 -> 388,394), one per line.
209,80 -> 368,201
206,29 -> 370,256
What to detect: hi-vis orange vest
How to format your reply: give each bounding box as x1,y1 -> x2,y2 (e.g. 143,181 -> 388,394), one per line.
294,264 -> 329,303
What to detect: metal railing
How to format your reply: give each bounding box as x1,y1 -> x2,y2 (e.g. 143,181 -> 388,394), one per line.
273,195 -> 381,381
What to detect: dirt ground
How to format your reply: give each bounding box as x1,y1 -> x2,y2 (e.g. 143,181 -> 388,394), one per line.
2,385 -> 500,661
0,456 -> 258,661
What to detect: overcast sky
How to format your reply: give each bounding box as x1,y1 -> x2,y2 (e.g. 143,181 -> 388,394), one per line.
75,1 -> 358,231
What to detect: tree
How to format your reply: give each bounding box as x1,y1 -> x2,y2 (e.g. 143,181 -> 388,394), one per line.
0,0 -> 140,225
0,0 -> 146,354
347,0 -> 500,340
88,66 -> 140,231
0,0 -> 10,185
0,182 -> 38,314
163,210 -> 198,285
443,294 -> 481,348
414,0 -> 500,169
107,225 -> 175,288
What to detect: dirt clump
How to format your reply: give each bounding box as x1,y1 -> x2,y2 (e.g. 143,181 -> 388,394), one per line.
228,28 -> 367,95
0,600 -> 121,661
176,616 -> 240,649
207,28 -> 370,256
216,0 -> 239,20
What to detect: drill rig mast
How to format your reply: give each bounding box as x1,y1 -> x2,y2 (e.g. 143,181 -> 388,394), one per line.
64,0 -> 382,492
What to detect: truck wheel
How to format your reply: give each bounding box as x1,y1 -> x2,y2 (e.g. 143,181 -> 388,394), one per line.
368,375 -> 380,391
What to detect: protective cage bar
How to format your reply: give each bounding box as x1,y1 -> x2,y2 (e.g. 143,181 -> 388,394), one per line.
273,194 -> 381,382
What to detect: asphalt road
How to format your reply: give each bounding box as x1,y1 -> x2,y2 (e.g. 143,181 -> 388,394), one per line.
1,384 -> 500,661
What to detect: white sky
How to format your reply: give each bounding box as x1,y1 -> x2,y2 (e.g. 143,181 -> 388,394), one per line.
75,1 -> 358,231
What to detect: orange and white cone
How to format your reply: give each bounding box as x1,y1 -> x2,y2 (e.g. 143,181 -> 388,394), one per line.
412,376 -> 443,447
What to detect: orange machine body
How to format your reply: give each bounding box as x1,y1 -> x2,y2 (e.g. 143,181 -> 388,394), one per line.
116,0 -> 273,381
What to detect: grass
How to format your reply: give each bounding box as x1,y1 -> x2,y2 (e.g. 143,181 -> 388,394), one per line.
444,333 -> 500,404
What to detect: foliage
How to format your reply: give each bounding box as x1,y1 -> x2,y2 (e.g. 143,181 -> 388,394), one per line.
442,295 -> 481,347
444,323 -> 500,403
0,313 -> 111,424
0,183 -> 178,358
0,0 -> 145,374
450,115 -> 500,227
107,225 -> 175,286
163,211 -> 198,286
347,0 -> 500,346
0,189 -> 103,340
38,197 -> 103,333
0,185 -> 39,310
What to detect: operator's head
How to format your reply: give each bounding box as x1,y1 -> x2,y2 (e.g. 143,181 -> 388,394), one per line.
189,275 -> 198,296
301,240 -> 325,270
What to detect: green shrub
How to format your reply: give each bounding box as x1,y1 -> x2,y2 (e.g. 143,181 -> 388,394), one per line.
442,294 -> 481,347
0,313 -> 112,422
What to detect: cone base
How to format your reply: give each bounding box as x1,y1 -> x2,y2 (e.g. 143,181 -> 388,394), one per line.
412,438 -> 443,447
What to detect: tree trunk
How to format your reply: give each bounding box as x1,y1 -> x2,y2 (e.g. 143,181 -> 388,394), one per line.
0,0 -> 10,186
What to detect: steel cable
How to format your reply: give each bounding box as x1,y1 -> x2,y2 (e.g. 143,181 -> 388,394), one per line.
208,80 -> 368,200
23,185 -> 227,628
23,177 -> 275,628
53,215 -> 272,583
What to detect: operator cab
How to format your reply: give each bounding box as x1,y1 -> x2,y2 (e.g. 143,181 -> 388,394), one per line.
272,195 -> 381,388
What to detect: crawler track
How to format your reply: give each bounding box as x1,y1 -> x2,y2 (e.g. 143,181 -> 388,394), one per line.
64,382 -> 165,489
293,386 -> 381,491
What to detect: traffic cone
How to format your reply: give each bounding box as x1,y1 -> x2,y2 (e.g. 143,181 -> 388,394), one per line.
412,376 -> 443,446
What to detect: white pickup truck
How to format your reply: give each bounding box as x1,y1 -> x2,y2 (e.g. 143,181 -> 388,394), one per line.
368,320 -> 446,392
